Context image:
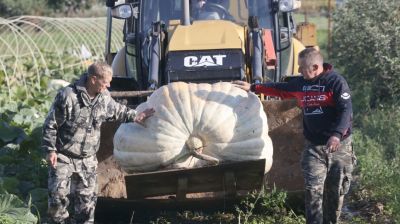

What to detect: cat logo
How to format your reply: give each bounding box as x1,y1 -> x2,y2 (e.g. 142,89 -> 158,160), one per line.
184,55 -> 227,67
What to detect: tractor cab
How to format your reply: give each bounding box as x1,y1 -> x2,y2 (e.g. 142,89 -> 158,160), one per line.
105,0 -> 303,102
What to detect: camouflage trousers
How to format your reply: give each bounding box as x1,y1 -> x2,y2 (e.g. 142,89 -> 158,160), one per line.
48,153 -> 98,224
301,137 -> 356,224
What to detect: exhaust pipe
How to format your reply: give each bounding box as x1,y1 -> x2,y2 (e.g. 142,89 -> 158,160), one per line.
104,0 -> 116,63
148,23 -> 162,90
249,16 -> 263,83
182,0 -> 190,25
252,30 -> 263,83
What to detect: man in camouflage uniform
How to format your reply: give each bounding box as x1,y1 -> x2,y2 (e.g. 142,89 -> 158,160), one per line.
42,62 -> 154,224
234,48 -> 356,223
302,136 -> 355,223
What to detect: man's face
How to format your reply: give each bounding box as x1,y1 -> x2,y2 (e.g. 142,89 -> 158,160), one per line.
91,75 -> 112,94
298,58 -> 318,80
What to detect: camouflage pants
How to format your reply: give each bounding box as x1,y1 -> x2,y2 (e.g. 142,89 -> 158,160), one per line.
48,154 -> 98,224
301,137 -> 356,224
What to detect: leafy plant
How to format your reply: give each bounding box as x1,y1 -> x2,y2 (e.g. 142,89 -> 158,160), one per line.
0,43 -> 84,222
235,187 -> 305,224
0,122 -> 26,148
351,114 -> 400,222
0,193 -> 38,224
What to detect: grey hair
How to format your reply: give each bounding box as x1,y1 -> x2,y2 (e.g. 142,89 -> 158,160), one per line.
87,61 -> 112,79
298,48 -> 323,68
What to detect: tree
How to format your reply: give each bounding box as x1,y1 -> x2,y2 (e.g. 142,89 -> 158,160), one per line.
332,0 -> 400,108
0,0 -> 102,17
0,0 -> 48,17
47,0 -> 99,16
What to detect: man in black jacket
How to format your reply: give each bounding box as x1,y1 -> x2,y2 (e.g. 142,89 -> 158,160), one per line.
234,48 -> 356,224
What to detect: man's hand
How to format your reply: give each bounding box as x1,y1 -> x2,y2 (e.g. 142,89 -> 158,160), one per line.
232,80 -> 251,92
326,136 -> 341,153
47,151 -> 57,168
134,108 -> 155,127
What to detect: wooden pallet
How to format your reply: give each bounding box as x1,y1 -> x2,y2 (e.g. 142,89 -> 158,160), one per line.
96,159 -> 266,220
125,158 -> 266,201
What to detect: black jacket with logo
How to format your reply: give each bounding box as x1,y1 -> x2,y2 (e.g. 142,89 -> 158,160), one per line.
251,67 -> 352,145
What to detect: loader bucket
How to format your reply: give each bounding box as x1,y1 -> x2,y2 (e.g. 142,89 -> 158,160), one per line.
96,98 -> 304,199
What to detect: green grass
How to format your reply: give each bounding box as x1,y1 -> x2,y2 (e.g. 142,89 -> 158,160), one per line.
351,107 -> 400,222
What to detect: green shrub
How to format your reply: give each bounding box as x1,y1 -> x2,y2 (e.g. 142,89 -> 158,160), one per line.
352,110 -> 400,220
0,0 -> 48,17
0,0 -> 103,17
332,0 -> 400,222
235,187 -> 305,224
47,0 -> 98,15
332,0 -> 400,108
356,106 -> 400,159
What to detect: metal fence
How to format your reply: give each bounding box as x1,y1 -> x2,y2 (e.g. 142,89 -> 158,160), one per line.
0,16 -> 124,97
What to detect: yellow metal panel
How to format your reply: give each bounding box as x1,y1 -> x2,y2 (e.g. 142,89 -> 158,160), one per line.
295,22 -> 318,47
167,19 -> 181,43
292,37 -> 306,75
168,20 -> 245,52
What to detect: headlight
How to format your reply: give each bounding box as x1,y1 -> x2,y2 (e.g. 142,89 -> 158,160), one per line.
279,0 -> 301,12
111,4 -> 132,19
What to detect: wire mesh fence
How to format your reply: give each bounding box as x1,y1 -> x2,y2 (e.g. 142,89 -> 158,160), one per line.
0,16 -> 124,99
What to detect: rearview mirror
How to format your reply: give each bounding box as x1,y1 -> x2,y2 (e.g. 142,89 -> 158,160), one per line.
279,0 -> 301,12
111,4 -> 133,19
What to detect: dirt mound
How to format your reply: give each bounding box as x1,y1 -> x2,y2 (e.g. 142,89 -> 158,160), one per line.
262,99 -> 304,191
97,122 -> 127,198
97,99 -> 305,198
97,156 -> 127,198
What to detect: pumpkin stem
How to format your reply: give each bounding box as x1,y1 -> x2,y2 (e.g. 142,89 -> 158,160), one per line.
186,136 -> 219,165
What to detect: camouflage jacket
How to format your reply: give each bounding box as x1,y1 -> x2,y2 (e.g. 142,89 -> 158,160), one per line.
42,74 -> 137,158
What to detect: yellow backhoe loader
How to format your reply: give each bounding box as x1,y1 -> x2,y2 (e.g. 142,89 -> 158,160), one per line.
95,0 -> 317,220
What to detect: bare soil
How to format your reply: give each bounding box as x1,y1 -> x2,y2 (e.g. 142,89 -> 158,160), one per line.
97,122 -> 127,198
262,99 -> 305,191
